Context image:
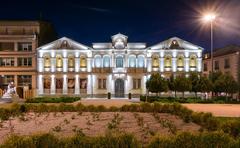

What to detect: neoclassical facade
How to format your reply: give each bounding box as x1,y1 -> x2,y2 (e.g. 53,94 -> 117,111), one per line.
37,33 -> 203,97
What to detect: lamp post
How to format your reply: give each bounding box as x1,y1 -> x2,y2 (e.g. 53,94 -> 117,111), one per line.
203,13 -> 216,75
203,13 -> 216,98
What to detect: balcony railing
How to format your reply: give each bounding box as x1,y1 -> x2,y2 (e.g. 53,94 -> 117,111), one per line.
127,67 -> 147,73
92,68 -> 112,73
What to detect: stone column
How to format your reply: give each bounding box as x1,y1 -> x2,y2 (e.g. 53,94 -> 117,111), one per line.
63,75 -> 68,94
75,75 -> 80,95
63,57 -> 68,72
160,57 -> 164,72
87,58 -> 92,72
38,58 -> 44,72
147,57 -> 152,72
51,58 -> 56,72
50,75 -> 56,94
172,57 -> 177,72
38,75 -> 44,95
75,58 -> 80,72
184,58 -> 190,72
197,58 -> 202,72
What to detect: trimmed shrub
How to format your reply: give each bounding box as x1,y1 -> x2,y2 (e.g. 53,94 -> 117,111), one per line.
26,96 -> 81,103
148,131 -> 238,148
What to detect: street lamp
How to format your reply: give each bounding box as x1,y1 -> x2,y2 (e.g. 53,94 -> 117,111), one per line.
203,13 -> 216,76
203,13 -> 216,98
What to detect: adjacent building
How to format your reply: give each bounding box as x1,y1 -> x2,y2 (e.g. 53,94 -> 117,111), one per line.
203,45 -> 240,82
0,21 -> 56,97
37,33 -> 203,97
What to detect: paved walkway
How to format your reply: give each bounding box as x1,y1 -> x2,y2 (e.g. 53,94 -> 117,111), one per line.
182,104 -> 240,117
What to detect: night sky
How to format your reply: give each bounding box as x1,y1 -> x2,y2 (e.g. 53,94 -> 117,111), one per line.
0,0 -> 240,51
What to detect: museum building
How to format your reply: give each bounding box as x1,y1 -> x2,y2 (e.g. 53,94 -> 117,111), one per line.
37,33 -> 203,97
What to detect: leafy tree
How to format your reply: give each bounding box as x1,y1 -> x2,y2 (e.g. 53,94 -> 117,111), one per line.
196,76 -> 212,99
189,72 -> 200,98
210,71 -> 224,96
223,74 -> 239,99
168,75 -> 177,98
146,73 -> 168,96
175,75 -> 192,98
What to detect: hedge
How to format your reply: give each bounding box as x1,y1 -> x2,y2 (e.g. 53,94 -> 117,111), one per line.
26,97 -> 81,103
1,132 -> 240,148
140,96 -> 240,104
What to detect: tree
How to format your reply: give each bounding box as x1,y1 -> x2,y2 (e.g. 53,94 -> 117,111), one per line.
168,75 -> 177,98
210,71 -> 224,96
196,76 -> 212,99
189,72 -> 200,98
146,73 -> 168,96
223,74 -> 239,99
175,75 -> 192,98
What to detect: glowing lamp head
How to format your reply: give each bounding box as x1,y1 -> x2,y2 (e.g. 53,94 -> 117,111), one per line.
203,13 -> 216,22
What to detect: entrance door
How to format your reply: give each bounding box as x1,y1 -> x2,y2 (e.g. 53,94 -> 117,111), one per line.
115,79 -> 124,97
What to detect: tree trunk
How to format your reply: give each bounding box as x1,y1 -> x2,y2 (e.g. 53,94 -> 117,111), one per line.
182,92 -> 184,98
195,92 -> 197,98
175,91 -> 176,98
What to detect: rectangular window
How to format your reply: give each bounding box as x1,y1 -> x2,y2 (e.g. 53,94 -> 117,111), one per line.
17,58 -> 32,66
98,79 -> 102,89
17,75 -> 32,88
204,63 -> 208,71
18,42 -> 32,51
98,78 -> 107,89
0,57 -> 14,66
133,79 -> 141,89
0,75 -> 14,89
224,58 -> 230,69
214,61 -> 219,70
0,42 -> 14,51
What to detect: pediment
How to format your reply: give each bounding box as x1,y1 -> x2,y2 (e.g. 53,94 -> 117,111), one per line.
37,37 -> 91,50
149,37 -> 203,50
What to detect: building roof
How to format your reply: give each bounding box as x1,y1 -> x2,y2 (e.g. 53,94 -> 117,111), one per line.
0,20 -> 47,26
204,45 -> 240,59
148,37 -> 204,50
37,37 -> 91,50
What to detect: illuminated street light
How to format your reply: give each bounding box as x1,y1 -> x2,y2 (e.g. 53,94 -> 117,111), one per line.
202,12 -> 217,98
203,13 -> 216,22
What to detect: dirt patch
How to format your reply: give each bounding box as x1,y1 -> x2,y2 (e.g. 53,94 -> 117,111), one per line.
0,112 -> 200,144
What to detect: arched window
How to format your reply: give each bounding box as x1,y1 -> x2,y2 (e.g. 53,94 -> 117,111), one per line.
103,56 -> 110,67
164,55 -> 172,68
94,55 -> 102,68
152,55 -> 159,68
177,56 -> 184,68
80,56 -> 87,68
138,55 -> 145,67
56,55 -> 63,68
128,55 -> 136,67
116,56 -> 123,67
44,55 -> 51,68
68,55 -> 75,68
190,55 -> 197,67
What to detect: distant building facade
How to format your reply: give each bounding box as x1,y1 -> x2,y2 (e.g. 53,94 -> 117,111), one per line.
203,45 -> 240,82
37,34 -> 203,97
0,21 -> 56,97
